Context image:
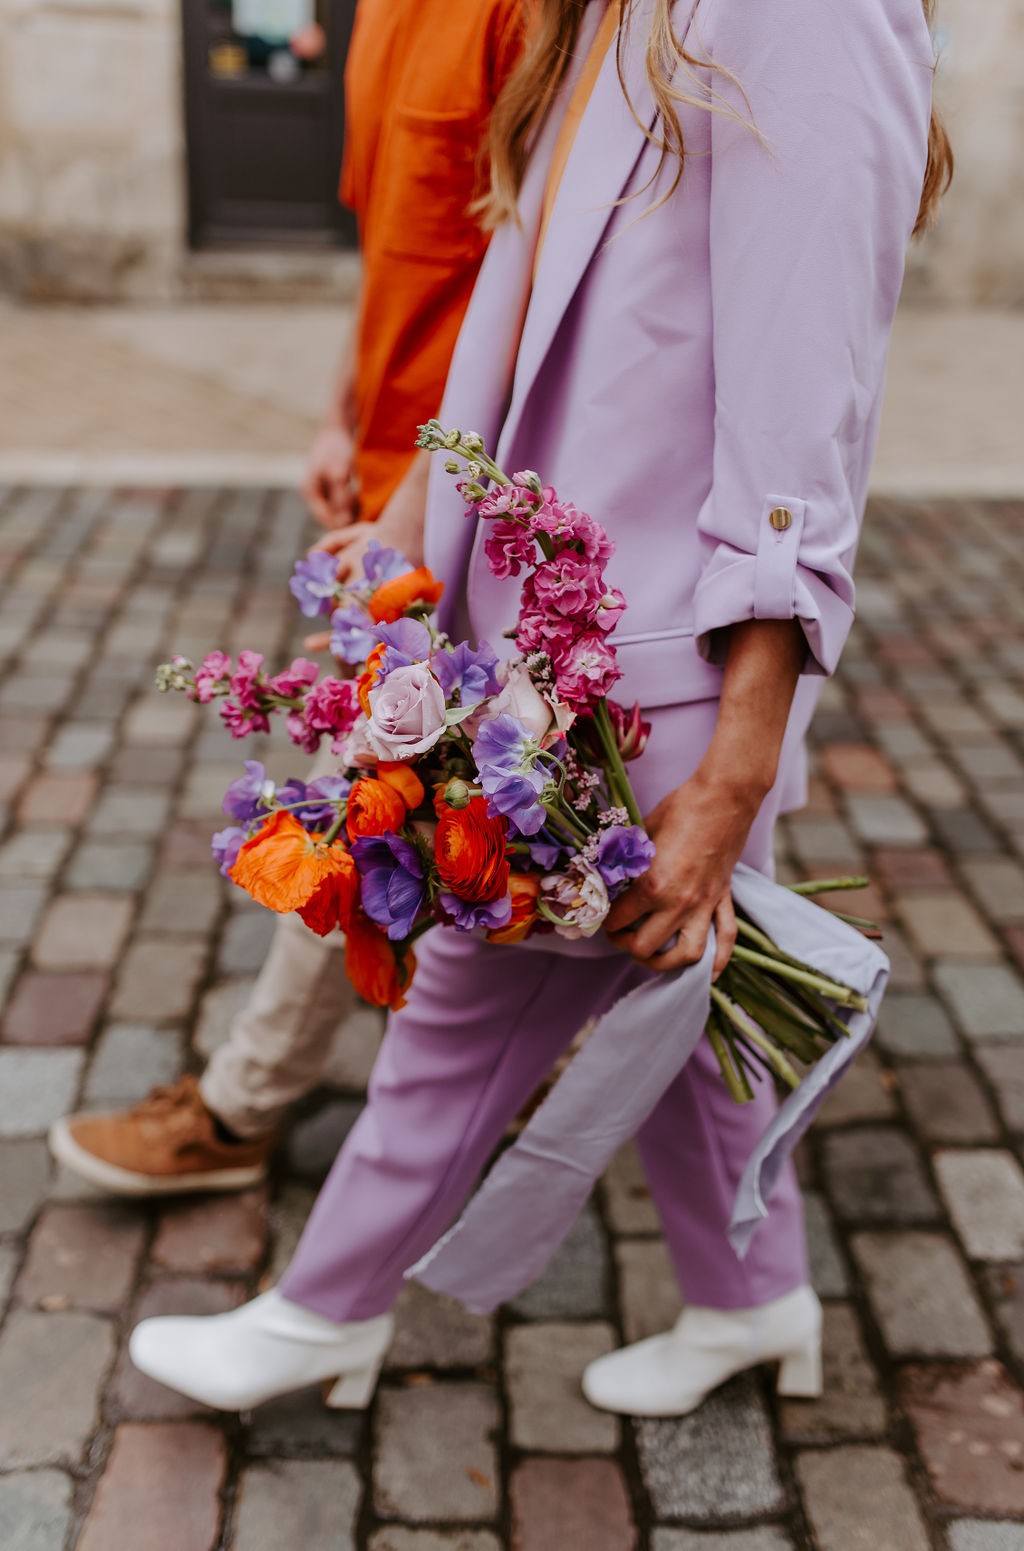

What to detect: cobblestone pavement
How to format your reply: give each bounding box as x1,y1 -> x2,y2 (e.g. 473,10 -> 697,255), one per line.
2,484 -> 1024,1550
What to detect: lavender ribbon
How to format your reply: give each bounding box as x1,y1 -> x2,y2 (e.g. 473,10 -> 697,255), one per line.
408,864 -> 889,1314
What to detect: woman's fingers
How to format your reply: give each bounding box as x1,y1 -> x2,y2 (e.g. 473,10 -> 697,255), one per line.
311,525 -> 362,556
303,629 -> 331,653
711,892 -> 737,981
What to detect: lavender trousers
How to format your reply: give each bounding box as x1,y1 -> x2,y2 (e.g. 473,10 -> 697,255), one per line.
280,695 -> 813,1322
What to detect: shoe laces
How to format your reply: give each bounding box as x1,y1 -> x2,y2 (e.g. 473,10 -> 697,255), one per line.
129,1075 -> 206,1125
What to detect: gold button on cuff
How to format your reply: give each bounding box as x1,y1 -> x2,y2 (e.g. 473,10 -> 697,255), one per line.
769,506 -> 793,532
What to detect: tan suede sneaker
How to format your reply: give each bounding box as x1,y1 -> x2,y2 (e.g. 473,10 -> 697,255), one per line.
48,1075 -> 272,1197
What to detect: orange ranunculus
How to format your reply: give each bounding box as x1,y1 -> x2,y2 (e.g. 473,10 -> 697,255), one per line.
346,777 -> 407,840
435,796 -> 510,904
345,908 -> 415,1010
367,567 -> 445,624
357,642 -> 387,716
230,811 -> 357,932
486,872 -> 542,945
378,761 -> 426,810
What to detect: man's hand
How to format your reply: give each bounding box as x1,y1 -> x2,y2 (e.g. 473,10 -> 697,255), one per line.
302,423 -> 358,530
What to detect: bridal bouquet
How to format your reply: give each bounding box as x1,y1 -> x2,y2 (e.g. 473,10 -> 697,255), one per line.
157,421 -> 873,1104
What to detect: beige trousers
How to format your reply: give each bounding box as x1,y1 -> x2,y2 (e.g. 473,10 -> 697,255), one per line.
200,744 -> 357,1138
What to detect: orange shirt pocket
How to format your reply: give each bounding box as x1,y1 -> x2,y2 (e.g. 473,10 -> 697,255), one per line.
373,106 -> 487,266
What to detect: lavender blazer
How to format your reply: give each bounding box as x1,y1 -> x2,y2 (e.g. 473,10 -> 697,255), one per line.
426,0 -> 933,720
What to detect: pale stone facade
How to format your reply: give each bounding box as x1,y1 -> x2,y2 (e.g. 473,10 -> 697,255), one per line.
0,0 -> 1020,303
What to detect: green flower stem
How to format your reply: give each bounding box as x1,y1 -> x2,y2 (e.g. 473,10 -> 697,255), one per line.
592,700 -> 644,826
543,802 -> 590,845
710,986 -> 803,1091
788,876 -> 870,896
705,1012 -> 754,1105
322,812 -> 349,846
730,945 -> 869,1011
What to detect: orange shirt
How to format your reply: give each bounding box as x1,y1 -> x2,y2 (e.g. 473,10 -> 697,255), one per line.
341,0 -> 522,522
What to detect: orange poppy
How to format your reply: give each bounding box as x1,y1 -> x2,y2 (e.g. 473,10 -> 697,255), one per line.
378,761 -> 426,810
435,796 -> 510,903
487,873 -> 542,945
346,777 -> 407,840
345,908 -> 416,1010
367,566 -> 445,624
357,642 -> 387,716
230,811 -> 357,934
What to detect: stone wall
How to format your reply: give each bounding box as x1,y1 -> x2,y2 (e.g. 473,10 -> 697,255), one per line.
0,0 -> 1021,303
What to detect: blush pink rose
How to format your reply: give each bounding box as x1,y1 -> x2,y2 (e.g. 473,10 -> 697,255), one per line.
540,861 -> 610,939
366,664 -> 447,761
491,663 -> 575,747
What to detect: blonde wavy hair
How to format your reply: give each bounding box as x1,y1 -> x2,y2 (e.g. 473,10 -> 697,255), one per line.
480,0 -> 952,236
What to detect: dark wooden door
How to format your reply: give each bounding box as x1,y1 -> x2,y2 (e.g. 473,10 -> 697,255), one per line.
182,0 -> 358,248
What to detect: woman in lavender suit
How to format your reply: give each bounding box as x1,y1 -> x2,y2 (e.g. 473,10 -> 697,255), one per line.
131,0 -> 950,1415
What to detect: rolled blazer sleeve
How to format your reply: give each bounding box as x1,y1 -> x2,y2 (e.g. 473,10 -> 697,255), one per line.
691,0 -> 934,674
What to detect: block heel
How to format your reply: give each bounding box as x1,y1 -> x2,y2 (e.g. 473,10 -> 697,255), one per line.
776,1335 -> 823,1399
323,1354 -> 385,1410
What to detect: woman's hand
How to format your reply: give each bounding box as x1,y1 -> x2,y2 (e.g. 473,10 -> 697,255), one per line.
302,423 -> 358,530
605,773 -> 757,979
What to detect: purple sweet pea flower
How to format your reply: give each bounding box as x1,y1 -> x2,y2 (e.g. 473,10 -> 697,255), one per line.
330,603 -> 378,665
363,540 -> 414,587
479,766 -> 548,837
375,617 -> 433,675
526,835 -> 568,870
222,760 -> 275,823
351,832 -> 425,941
211,825 -> 246,878
289,551 -> 340,619
433,640 -> 501,708
440,890 -> 514,932
472,713 -> 534,773
595,824 -> 656,890
297,773 -> 352,826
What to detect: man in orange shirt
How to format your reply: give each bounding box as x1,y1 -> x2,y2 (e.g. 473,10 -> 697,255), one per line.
49,0 -> 522,1195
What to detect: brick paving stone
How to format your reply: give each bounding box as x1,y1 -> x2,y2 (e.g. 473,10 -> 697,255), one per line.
321,1001 -> 384,1092
387,1284 -> 495,1371
0,1470 -> 73,1551
614,1236 -> 683,1343
194,977 -> 256,1058
899,1061 -> 999,1143
932,808 -> 1003,854
217,908 -> 276,975
901,1361 -> 1024,1514
0,828 -> 73,881
977,1046 -> 1024,1131
795,1446 -> 929,1551
963,859 -> 1024,923
934,961 -> 1024,1043
78,1423 -> 227,1551
0,715 -> 51,754
151,1188 -> 268,1273
0,1309 -> 115,1467
16,1202 -> 146,1313
949,1524 -> 1024,1551
84,1022 -> 183,1105
875,991 -> 960,1059
982,1265 -> 1024,1364
0,883 -> 47,946
898,892 -> 1000,959
122,695 -> 198,746
852,1231 -> 992,1357
636,1373 -> 783,1519
2,968 -> 108,1045
181,763 -> 244,821
602,1144 -> 660,1235
879,923 -> 927,990
780,1304 -> 886,1443
262,1180 -> 318,1286
232,1460 -> 361,1551
846,794 -> 928,847
822,1127 -> 939,1224
935,1149 -> 1024,1260
509,1205 -> 610,1320
505,1323 -> 619,1453
509,1458 -> 635,1551
286,1099 -> 363,1183
0,753 -> 31,804
816,1049 -> 897,1126
245,1383 -> 364,1457
803,1188 -> 850,1298
45,722 -> 114,771
87,786 -> 172,838
0,946 -> 18,1005
369,1532 -> 502,1551
17,770 -> 97,825
902,761 -> 968,809
113,1279 -> 246,1420
32,893 -> 134,971
818,743 -> 896,792
109,744 -> 185,786
787,816 -> 864,870
373,1383 -> 500,1522
110,938 -> 207,1021
651,1534 -> 794,1551
65,838 -> 154,892
0,1243 -> 17,1309
0,1139 -> 50,1231
140,870 -> 222,935
871,846 -> 954,891
0,1049 -> 84,1136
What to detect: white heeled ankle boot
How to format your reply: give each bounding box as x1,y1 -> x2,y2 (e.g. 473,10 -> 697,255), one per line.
582,1285 -> 822,1418
129,1290 -> 394,1412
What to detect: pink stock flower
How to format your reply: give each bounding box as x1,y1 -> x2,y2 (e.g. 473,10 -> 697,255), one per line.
525,556 -> 605,622
515,608 -> 578,660
552,632 -> 623,707
268,657 -> 320,698
304,677 -> 361,735
484,519 -> 538,580
477,483 -> 538,521
194,651 -> 232,703
366,664 -> 448,761
286,709 -> 321,755
221,702 -> 271,739
593,587 -> 627,633
229,650 -> 266,710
